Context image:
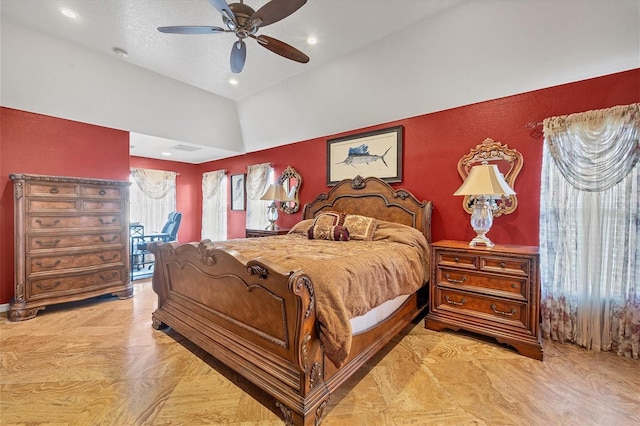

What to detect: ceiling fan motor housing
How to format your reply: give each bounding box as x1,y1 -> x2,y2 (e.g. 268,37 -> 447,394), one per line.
224,3 -> 259,38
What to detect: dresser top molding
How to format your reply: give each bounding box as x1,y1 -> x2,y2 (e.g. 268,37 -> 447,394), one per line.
10,173 -> 130,186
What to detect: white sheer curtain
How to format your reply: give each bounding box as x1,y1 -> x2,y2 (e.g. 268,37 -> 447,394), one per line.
540,103 -> 639,359
202,169 -> 227,241
130,168 -> 177,235
245,163 -> 273,230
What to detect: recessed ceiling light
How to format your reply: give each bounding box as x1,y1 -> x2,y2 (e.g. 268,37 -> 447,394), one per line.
61,8 -> 79,19
113,47 -> 128,58
307,36 -> 317,45
161,152 -> 171,156
229,78 -> 239,86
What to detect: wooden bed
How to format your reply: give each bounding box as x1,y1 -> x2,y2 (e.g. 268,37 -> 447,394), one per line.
149,176 -> 433,425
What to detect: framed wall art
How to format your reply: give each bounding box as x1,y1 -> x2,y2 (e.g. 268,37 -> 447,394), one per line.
326,125 -> 403,185
230,174 -> 246,211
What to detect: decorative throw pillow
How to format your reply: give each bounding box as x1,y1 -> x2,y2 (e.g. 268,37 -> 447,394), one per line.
312,211 -> 347,227
288,219 -> 315,235
343,214 -> 378,241
307,225 -> 350,241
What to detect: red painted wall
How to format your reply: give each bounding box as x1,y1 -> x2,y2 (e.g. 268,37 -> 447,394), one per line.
129,156 -> 201,245
0,108 -> 130,304
1,69 -> 638,305
197,69 -> 640,244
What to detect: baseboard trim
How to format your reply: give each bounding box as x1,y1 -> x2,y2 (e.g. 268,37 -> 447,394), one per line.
0,303 -> 9,313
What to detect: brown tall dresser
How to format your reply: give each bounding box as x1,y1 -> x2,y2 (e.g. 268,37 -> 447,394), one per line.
9,173 -> 133,321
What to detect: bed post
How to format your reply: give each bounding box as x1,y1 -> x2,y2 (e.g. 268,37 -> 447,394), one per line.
281,272 -> 332,426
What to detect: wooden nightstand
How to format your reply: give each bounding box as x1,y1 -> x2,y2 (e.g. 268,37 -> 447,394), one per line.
245,228 -> 290,238
425,240 -> 543,360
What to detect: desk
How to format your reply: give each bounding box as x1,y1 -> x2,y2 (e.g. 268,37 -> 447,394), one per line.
130,230 -> 174,280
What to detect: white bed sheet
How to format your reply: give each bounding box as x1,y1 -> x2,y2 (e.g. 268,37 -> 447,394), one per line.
349,294 -> 410,334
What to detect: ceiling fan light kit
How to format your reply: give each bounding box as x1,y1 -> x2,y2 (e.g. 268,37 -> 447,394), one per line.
158,0 -> 309,73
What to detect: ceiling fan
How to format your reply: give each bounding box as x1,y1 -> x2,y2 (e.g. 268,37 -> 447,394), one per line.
158,0 -> 309,73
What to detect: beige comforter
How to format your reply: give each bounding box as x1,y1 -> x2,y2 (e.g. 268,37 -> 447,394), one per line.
219,220 -> 430,368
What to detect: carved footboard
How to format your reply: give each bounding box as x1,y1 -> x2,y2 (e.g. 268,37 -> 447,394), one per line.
149,240 -> 330,425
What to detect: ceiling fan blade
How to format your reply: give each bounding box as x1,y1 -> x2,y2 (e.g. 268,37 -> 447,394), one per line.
157,26 -> 226,34
206,0 -> 236,23
255,35 -> 309,63
251,0 -> 307,28
230,40 -> 247,73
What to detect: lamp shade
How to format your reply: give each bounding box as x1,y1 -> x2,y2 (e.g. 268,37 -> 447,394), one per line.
454,163 -> 515,196
260,184 -> 292,201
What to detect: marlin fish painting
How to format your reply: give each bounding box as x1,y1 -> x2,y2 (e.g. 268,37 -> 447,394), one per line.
337,144 -> 392,167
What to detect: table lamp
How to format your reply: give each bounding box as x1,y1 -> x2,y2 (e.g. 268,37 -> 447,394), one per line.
260,183 -> 292,230
454,161 -> 515,247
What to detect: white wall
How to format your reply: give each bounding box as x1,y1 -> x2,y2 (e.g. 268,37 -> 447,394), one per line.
237,0 -> 640,152
1,17 -> 245,155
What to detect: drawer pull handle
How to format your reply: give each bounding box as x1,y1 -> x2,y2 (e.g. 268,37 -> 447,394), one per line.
500,262 -> 506,268
49,188 -> 59,194
35,260 -> 61,269
100,235 -> 118,243
444,273 -> 466,284
99,254 -> 119,262
99,218 -> 117,225
35,239 -> 60,247
454,256 -> 460,263
511,283 -> 518,289
490,304 -> 517,316
100,272 -> 118,281
444,295 -> 466,306
36,281 -> 61,291
35,219 -> 60,227
99,189 -> 107,196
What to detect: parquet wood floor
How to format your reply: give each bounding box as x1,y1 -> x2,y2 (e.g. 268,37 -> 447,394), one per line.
1,279 -> 638,425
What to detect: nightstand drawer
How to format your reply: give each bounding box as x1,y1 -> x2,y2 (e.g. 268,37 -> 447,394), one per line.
437,267 -> 527,300
434,288 -> 529,329
436,251 -> 478,269
480,256 -> 530,276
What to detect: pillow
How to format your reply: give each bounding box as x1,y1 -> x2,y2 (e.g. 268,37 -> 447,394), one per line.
307,225 -> 350,241
312,211 -> 346,227
343,214 -> 378,241
288,219 -> 314,235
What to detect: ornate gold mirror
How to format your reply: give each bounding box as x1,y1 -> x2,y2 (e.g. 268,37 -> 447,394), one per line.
278,166 -> 302,214
457,138 -> 523,217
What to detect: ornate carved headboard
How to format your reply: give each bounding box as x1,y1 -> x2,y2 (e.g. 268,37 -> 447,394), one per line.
303,176 -> 433,243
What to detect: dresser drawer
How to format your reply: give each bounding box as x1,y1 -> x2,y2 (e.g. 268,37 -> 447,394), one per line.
480,256 -> 530,276
28,267 -> 126,299
27,199 -> 80,212
81,185 -> 124,199
437,267 -> 527,300
433,288 -> 529,329
436,251 -> 478,270
26,182 -> 79,197
29,249 -> 124,273
28,232 -> 123,251
82,200 -> 124,212
28,215 -> 122,231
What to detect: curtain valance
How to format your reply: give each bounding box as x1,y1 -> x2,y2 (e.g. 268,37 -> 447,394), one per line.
542,103 -> 639,192
131,168 -> 178,199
